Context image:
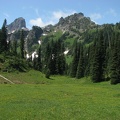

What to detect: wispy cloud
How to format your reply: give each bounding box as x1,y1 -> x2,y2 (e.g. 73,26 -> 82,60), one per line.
35,8 -> 40,17
30,18 -> 54,27
3,13 -> 9,18
89,13 -> 102,24
52,10 -> 76,19
107,9 -> 117,17
29,10 -> 76,27
24,6 -> 40,17
90,13 -> 102,20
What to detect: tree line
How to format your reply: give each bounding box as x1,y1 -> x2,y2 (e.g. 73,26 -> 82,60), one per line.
0,19 -> 29,72
69,24 -> 120,84
0,19 -> 120,84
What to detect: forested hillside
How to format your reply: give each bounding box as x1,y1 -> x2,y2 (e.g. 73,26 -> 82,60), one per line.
0,13 -> 120,84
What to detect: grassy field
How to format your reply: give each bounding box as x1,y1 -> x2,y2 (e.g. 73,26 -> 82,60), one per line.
0,70 -> 120,120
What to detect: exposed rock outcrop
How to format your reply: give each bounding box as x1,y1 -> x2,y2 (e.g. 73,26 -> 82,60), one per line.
55,12 -> 96,32
7,17 -> 26,33
25,26 -> 43,53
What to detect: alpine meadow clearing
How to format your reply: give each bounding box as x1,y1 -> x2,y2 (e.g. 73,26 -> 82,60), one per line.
0,70 -> 120,120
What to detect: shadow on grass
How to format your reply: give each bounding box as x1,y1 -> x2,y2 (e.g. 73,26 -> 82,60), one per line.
48,78 -> 55,80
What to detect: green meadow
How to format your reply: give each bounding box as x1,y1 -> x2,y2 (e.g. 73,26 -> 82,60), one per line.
0,70 -> 120,120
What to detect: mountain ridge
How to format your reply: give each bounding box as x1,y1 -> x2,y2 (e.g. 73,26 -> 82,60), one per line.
7,17 -> 27,33
43,12 -> 97,34
7,12 -> 98,53
55,12 -> 96,31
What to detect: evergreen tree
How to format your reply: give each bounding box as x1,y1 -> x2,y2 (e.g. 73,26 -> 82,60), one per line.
110,32 -> 120,84
44,39 -> 66,75
37,45 -> 42,71
70,41 -> 80,77
84,46 -> 90,76
55,39 -> 61,74
0,30 -> 3,53
76,44 -> 84,79
12,40 -> 17,56
55,39 -> 66,74
43,42 -> 51,73
47,52 -> 53,74
103,25 -> 113,79
91,30 -> 105,82
20,30 -> 25,58
91,42 -> 101,82
0,19 -> 8,52
49,40 -> 56,74
45,68 -> 50,79
33,56 -> 38,70
44,40 -> 55,74
59,52 -> 66,74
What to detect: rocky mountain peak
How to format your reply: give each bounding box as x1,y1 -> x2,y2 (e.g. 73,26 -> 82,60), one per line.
55,12 -> 96,32
58,12 -> 84,24
7,17 -> 26,33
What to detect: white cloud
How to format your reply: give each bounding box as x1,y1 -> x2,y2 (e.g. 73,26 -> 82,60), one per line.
89,13 -> 102,24
90,13 -> 102,20
29,18 -> 54,27
29,10 -> 76,27
52,10 -> 76,19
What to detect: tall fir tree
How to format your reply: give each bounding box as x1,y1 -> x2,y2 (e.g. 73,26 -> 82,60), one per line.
55,39 -> 66,75
76,44 -> 84,79
20,30 -> 25,58
91,30 -> 105,82
44,39 -> 66,75
0,19 -> 8,53
12,40 -> 17,56
33,56 -> 38,70
0,30 -> 3,53
110,31 -> 120,84
59,42 -> 66,75
37,45 -> 42,71
44,42 -> 51,73
49,40 -> 56,74
70,40 -> 80,77
84,46 -> 90,77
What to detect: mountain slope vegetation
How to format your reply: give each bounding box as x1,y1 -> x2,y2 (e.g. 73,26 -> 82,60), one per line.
0,13 -> 120,84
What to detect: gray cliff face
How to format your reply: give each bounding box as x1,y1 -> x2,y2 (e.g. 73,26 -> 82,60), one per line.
7,12 -> 97,54
7,17 -> 43,53
7,17 -> 26,33
25,26 -> 43,53
55,12 -> 96,32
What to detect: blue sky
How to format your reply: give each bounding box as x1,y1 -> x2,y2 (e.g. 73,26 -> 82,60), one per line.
0,0 -> 120,28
